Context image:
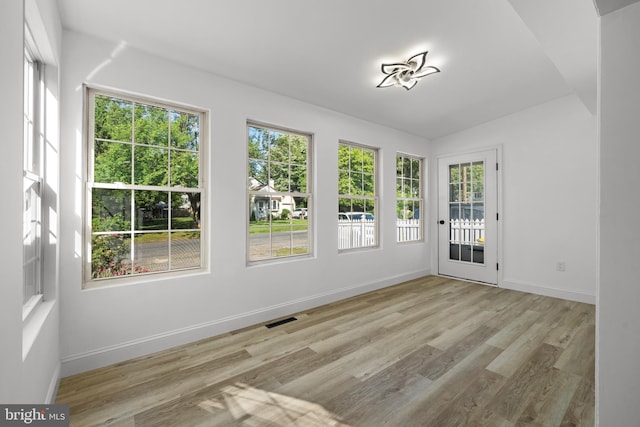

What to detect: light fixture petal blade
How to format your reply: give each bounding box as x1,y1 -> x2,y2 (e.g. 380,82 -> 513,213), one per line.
407,51 -> 428,70
412,65 -> 440,79
381,62 -> 409,75
377,74 -> 399,88
400,79 -> 418,90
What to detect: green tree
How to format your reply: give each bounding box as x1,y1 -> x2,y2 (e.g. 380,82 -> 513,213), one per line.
248,126 -> 308,193
93,98 -> 201,233
338,144 -> 375,213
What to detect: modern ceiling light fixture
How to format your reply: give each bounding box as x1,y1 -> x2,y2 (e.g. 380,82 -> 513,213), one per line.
377,51 -> 440,90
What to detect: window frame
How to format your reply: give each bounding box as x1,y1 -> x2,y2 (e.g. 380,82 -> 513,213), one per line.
338,140 -> 379,251
83,86 -> 208,287
246,121 -> 313,264
396,153 -> 424,243
22,35 -> 44,319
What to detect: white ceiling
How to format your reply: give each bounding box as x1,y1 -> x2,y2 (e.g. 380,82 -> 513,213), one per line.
57,0 -> 599,140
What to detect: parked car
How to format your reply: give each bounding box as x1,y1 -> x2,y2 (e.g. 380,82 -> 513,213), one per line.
292,208 -> 308,219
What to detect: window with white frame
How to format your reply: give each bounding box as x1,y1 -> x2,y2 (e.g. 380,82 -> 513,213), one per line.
248,123 -> 312,262
23,43 -> 43,312
85,87 -> 205,285
338,142 -> 378,249
396,153 -> 423,242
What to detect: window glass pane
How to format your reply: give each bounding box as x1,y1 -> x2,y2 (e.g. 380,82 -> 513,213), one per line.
134,145 -> 168,186
363,150 -> 374,174
269,132 -> 289,162
91,234 -> 132,278
351,198 -> 366,213
338,197 -> 352,214
472,203 -> 484,221
403,178 -> 412,198
403,157 -> 411,177
363,173 -> 374,196
396,177 -> 403,197
249,159 -> 268,185
95,95 -> 132,142
92,188 -> 131,232
270,162 -> 290,192
411,158 -> 420,179
171,112 -> 199,151
290,136 -> 307,165
134,190 -> 168,231
449,183 -> 460,202
397,200 -> 407,219
472,183 -> 484,202
95,140 -> 132,184
338,171 -> 350,195
290,165 -> 307,192
449,164 -> 460,185
338,145 -> 350,170
171,192 -> 200,229
134,232 -> 168,273
351,147 -> 363,173
248,126 -> 269,160
134,104 -> 168,146
171,231 -> 201,269
351,172 -> 363,195
411,179 -> 420,198
170,150 -> 199,187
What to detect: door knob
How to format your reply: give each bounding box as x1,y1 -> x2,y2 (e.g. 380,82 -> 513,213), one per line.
439,220 -> 445,224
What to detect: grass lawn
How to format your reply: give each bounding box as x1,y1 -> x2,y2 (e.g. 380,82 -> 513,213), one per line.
249,219 -> 308,234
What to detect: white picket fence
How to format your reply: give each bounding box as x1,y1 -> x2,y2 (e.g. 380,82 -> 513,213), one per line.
396,219 -> 421,242
450,218 -> 485,244
338,219 -> 422,249
337,218 -> 484,249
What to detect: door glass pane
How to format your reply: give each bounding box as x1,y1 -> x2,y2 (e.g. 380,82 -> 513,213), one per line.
449,161 -> 485,264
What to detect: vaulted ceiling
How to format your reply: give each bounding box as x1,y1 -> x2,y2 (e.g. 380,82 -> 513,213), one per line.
57,0 -> 601,140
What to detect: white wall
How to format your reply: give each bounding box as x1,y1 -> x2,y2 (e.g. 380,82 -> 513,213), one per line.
0,0 -> 62,403
598,3 -> 640,425
431,95 -> 597,303
59,31 -> 432,376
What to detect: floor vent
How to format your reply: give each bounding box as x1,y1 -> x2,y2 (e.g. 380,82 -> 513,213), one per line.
265,317 -> 297,328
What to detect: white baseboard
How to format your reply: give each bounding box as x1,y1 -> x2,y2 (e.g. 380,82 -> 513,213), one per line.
501,279 -> 595,304
61,269 -> 431,377
46,362 -> 61,404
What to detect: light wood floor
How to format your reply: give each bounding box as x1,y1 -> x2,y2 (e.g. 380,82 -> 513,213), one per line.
56,276 -> 595,426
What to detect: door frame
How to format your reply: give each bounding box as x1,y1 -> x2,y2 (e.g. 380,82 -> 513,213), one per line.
435,146 -> 503,286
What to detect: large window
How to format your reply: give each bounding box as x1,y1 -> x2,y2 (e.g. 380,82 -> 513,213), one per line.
23,44 -> 43,312
338,142 -> 378,249
86,88 -> 205,285
396,153 -> 424,242
248,123 -> 311,262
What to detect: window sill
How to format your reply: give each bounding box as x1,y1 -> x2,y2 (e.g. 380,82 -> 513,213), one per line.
23,299 -> 55,361
22,294 -> 43,322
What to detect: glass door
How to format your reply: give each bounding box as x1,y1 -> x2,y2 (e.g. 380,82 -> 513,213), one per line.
438,150 -> 498,284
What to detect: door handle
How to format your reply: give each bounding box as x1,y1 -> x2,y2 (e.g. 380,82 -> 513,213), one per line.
439,220 -> 445,224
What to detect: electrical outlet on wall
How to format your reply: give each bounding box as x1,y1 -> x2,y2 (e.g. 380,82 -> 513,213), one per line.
556,262 -> 566,272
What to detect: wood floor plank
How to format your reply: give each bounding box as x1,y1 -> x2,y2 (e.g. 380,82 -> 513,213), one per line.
560,376 -> 595,427
56,275 -> 595,426
380,343 -> 504,426
516,368 -> 582,427
420,324 -> 500,380
428,368 -> 506,427
485,343 -> 564,422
